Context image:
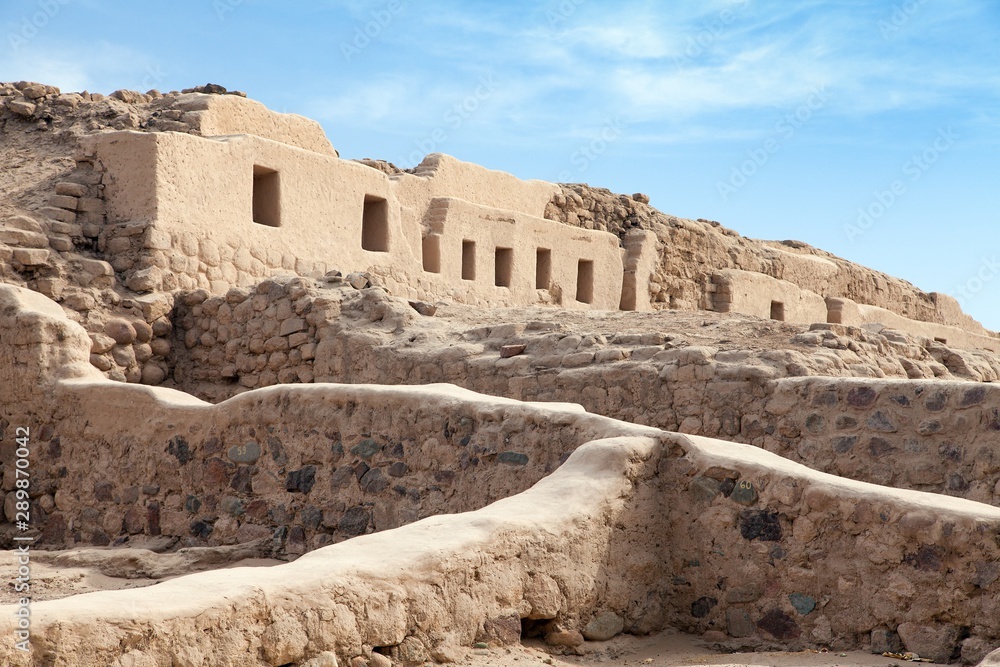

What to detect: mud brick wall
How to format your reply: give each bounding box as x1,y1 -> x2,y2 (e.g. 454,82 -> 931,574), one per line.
632,432 -> 1000,663
168,283 -> 1000,510
36,382 -> 617,555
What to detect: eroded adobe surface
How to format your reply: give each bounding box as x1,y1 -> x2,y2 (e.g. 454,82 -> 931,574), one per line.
2,81 -> 1000,666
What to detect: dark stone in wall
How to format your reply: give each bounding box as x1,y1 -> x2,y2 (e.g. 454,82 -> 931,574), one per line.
360,467 -> 388,494
338,506 -> 371,536
351,438 -> 379,459
184,495 -> 201,513
331,465 -> 354,489
738,509 -> 782,542
960,386 -> 986,407
190,520 -> 213,539
925,391 -> 947,412
756,608 -> 800,640
498,451 -> 529,466
691,596 -> 717,618
286,465 -> 316,493
832,436 -> 857,453
230,466 -> 254,494
804,414 -> 824,433
866,411 -> 897,433
846,387 -> 877,409
868,437 -> 894,457
267,436 -> 287,466
301,505 -> 322,530
904,544 -> 944,572
167,436 -> 192,465
94,481 -> 113,502
146,502 -> 160,535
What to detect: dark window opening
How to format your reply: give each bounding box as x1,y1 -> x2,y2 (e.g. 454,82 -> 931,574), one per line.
462,240 -> 476,281
770,301 -> 785,321
422,235 -> 441,273
361,195 -> 389,252
252,165 -> 281,227
535,248 -> 551,289
495,247 -> 513,287
576,259 -> 594,304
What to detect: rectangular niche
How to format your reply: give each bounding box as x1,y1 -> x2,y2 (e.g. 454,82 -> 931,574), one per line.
576,259 -> 594,304
495,247 -> 513,287
770,300 -> 785,321
462,240 -> 476,281
535,248 -> 551,289
252,165 -> 281,227
422,235 -> 441,273
361,195 -> 389,252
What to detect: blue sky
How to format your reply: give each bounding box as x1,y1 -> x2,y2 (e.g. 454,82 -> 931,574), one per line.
4,0 -> 1000,328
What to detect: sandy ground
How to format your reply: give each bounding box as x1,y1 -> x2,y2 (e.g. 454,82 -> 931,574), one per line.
0,545 -> 283,603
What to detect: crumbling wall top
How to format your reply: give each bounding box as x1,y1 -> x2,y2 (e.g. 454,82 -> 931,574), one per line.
173,93 -> 338,157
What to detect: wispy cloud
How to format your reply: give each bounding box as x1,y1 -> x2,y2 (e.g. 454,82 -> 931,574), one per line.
0,41 -> 158,93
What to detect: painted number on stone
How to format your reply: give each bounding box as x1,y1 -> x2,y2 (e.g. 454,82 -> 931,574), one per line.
228,441 -> 261,464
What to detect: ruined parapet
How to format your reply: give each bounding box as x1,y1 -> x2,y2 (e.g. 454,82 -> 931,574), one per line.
171,92 -> 338,156
828,296 -> 1000,353
710,269 -> 828,324
619,229 -> 658,311
0,285 -> 98,417
395,153 -> 560,220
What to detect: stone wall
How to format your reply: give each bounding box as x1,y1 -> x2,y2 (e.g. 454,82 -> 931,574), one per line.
164,283 -> 1000,510
652,431 -> 1000,664
2,398 -> 999,665
37,380 -> 608,555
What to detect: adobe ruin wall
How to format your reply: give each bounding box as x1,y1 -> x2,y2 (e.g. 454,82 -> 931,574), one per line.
3,284 -> 1000,665
117,279 -> 1000,511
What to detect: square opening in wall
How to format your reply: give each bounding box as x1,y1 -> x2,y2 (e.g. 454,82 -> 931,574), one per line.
535,248 -> 551,289
422,235 -> 441,273
495,247 -> 513,287
252,165 -> 281,227
770,300 -> 785,321
361,195 -> 389,252
576,259 -> 594,304
462,240 -> 476,281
